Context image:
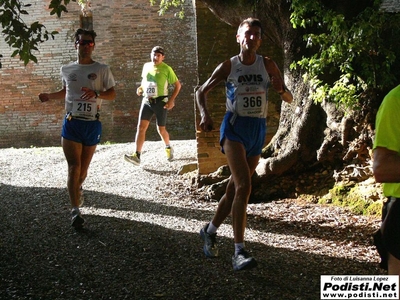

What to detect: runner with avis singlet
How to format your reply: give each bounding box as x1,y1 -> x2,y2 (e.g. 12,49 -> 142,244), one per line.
196,17 -> 293,271
222,54 -> 270,155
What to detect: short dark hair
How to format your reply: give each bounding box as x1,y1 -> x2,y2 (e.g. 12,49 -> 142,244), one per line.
237,18 -> 263,35
75,28 -> 97,43
151,46 -> 165,56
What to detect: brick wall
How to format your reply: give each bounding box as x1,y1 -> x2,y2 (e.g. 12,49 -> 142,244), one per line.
0,0 -> 197,148
0,0 -> 284,175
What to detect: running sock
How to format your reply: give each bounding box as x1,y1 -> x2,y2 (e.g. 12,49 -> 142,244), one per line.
165,145 -> 171,149
136,151 -> 141,158
234,243 -> 245,256
206,222 -> 218,234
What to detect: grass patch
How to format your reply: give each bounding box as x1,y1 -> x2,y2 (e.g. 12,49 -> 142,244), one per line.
318,183 -> 383,217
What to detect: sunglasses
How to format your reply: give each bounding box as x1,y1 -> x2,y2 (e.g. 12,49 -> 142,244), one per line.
75,40 -> 95,47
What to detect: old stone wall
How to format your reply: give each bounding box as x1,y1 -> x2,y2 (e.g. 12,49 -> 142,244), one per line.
0,0 -> 284,175
0,0 -> 197,148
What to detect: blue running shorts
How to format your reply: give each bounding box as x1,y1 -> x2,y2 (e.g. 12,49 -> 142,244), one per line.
61,116 -> 102,146
219,112 -> 266,157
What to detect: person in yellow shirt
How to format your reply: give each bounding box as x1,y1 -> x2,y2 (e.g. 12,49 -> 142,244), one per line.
124,46 -> 181,165
373,84 -> 400,277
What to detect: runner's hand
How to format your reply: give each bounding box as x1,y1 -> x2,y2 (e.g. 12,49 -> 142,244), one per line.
80,87 -> 96,100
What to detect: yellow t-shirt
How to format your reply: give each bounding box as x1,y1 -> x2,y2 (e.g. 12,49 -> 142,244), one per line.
373,84 -> 400,197
141,62 -> 178,99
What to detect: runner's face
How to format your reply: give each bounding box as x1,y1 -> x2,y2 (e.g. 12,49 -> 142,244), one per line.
236,24 -> 262,52
75,34 -> 95,58
151,52 -> 164,65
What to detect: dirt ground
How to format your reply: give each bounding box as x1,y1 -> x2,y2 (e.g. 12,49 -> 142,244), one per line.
0,140 -> 385,299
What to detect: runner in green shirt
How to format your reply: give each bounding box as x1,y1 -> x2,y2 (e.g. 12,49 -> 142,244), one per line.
373,84 -> 400,277
124,46 -> 181,165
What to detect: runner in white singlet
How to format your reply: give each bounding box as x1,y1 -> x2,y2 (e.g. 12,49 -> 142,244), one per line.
196,18 -> 293,271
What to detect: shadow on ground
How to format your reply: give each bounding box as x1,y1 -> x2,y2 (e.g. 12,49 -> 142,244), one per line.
0,184 -> 384,300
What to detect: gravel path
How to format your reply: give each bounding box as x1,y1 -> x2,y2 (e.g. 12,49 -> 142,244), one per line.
0,140 -> 385,299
